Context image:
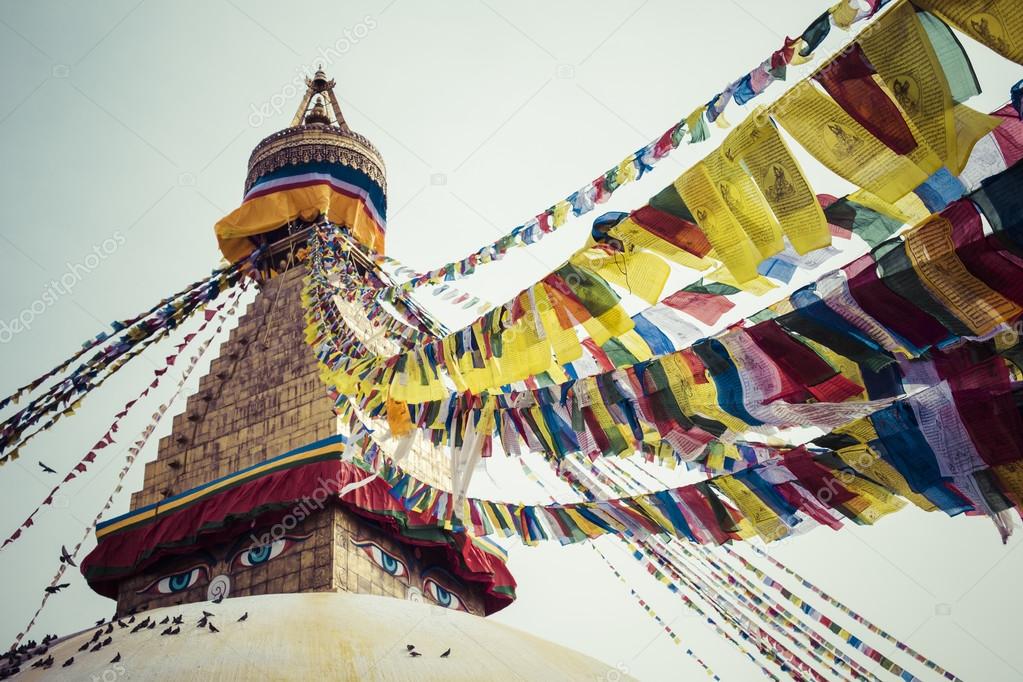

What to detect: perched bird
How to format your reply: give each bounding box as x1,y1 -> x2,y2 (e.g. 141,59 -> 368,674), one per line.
237,612 -> 248,622
127,615 -> 136,623
110,653 -> 121,664
62,658 -> 74,667
94,619 -> 105,627
405,645 -> 415,651
207,623 -> 219,634
101,637 -> 111,648
89,630 -> 101,643
212,594 -> 224,604
31,655 -> 53,669
77,642 -> 89,652
37,462 -> 56,474
201,611 -> 214,618
408,651 -> 422,658
158,617 -> 169,625
440,648 -> 451,658
104,623 -> 113,635
171,615 -> 183,625
59,546 -> 76,567
147,622 -> 155,630
44,583 -> 69,594
160,627 -> 179,636
116,620 -> 128,629
196,617 -> 208,629
89,642 -> 102,653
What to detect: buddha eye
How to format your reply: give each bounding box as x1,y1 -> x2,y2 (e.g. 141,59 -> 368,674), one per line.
423,577 -> 467,611
352,539 -> 409,581
137,566 -> 207,595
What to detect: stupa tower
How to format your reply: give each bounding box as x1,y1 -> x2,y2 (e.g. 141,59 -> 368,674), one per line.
82,69 -> 498,617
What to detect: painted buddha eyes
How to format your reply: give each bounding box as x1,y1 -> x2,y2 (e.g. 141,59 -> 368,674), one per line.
352,539 -> 409,581
233,538 -> 287,568
423,577 -> 467,611
138,565 -> 207,595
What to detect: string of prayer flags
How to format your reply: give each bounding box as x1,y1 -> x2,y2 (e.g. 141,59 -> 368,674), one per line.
372,0 -> 899,298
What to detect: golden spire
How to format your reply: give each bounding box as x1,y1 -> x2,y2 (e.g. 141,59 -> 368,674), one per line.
291,65 -> 349,130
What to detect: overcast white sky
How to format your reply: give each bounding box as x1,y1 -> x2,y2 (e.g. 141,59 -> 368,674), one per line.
0,1 -> 1021,680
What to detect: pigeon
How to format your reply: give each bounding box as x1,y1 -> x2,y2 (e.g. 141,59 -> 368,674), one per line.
77,642 -> 89,652
89,642 -> 102,653
89,630 -> 102,643
44,583 -> 69,594
237,612 -> 248,622
212,594 -> 224,604
127,615 -> 136,623
172,615 -> 183,625
406,645 -> 415,651
201,611 -> 214,618
147,622 -> 155,630
38,462 -> 56,474
409,651 -> 422,658
160,627 -> 179,636
95,619 -> 105,627
31,655 -> 53,669
110,653 -> 121,663
196,617 -> 208,629
101,637 -> 111,647
159,617 -> 169,625
105,623 -> 114,634
117,620 -> 128,629
59,546 -> 77,567
62,658 -> 74,667
207,623 -> 219,634
440,648 -> 451,658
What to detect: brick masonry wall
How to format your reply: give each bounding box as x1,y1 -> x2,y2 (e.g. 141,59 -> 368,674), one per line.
115,264 -> 487,617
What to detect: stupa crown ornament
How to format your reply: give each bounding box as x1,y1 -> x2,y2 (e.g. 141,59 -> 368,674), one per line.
244,66 -> 386,195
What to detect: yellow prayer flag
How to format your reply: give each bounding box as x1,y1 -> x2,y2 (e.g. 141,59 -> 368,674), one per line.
675,163 -> 762,283
771,80 -> 940,204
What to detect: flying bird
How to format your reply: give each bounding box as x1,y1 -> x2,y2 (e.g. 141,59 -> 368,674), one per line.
237,612 -> 248,622
38,462 -> 56,474
59,546 -> 76,567
440,648 -> 451,658
44,583 -> 69,594
109,653 -> 121,664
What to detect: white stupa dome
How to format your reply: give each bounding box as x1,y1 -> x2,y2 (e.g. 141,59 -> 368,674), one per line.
11,592 -> 631,681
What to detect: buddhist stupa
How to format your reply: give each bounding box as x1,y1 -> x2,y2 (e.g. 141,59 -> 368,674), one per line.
3,69 -> 626,681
